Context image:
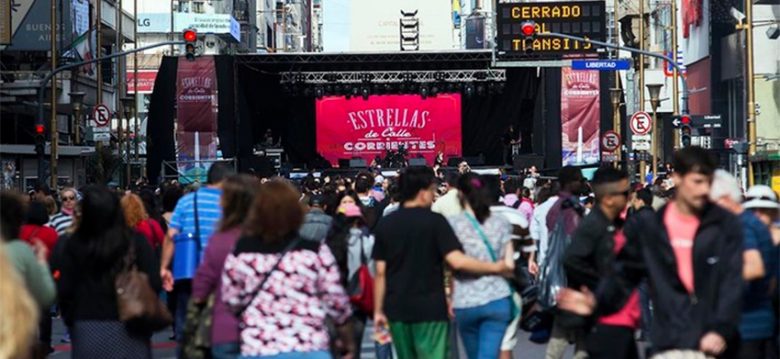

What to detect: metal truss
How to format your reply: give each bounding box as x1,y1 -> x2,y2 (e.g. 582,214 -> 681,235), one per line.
279,69 -> 506,84
234,50 -> 494,65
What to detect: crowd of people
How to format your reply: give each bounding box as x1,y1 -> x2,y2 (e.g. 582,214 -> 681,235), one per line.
0,145 -> 778,359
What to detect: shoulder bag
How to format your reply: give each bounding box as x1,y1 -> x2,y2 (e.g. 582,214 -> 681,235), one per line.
115,243 -> 173,332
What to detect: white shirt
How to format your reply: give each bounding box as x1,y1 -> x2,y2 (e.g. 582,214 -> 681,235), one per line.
432,189 -> 464,218
490,205 -> 533,253
530,196 -> 559,266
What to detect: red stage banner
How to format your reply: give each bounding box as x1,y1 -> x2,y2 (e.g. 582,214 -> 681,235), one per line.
560,67 -> 600,166
176,57 -> 218,183
316,94 -> 462,166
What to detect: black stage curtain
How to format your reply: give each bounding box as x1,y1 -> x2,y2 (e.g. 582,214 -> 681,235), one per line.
146,57 -> 177,184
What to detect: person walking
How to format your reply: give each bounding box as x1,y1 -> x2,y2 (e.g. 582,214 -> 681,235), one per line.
0,244 -> 41,359
122,193 -> 165,251
563,167 -> 640,359
448,173 -> 514,359
300,194 -> 334,242
372,166 -> 509,359
543,166 -> 587,359
48,187 -> 78,236
558,147 -> 744,358
54,185 -> 161,358
161,163 -> 233,344
326,202 -> 391,359
221,180 -> 356,358
191,174 -> 259,359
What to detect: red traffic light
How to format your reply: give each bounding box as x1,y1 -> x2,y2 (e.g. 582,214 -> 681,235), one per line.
183,29 -> 197,43
520,21 -> 536,37
680,115 -> 691,125
35,124 -> 45,135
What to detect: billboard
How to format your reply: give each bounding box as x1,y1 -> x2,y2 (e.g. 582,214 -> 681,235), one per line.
561,67 -> 600,166
322,0 -> 455,52
316,94 -> 462,166
176,57 -> 219,183
4,0 -> 75,51
496,1 -> 606,58
126,70 -> 158,94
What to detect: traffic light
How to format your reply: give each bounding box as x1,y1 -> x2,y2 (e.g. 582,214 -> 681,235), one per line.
183,29 -> 198,61
519,21 -> 536,53
34,124 -> 45,156
681,124 -> 692,148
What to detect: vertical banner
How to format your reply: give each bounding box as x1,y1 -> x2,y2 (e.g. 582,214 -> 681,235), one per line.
560,67 -> 600,166
176,57 -> 218,183
316,94 -> 462,166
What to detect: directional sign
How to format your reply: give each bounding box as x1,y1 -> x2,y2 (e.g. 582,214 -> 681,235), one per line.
630,112 -> 652,136
672,114 -> 722,129
633,141 -> 651,151
601,130 -> 621,152
572,59 -> 631,71
92,104 -> 111,127
631,134 -> 651,142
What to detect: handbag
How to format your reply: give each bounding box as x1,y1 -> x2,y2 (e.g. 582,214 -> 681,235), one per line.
173,192 -> 203,279
181,295 -> 215,359
115,244 -> 173,332
464,213 -> 520,318
347,234 -> 374,314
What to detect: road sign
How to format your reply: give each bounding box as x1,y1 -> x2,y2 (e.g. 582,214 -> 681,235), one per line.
92,104 -> 111,127
631,134 -> 651,142
572,59 -> 631,71
601,130 -> 621,152
601,152 -> 618,162
633,141 -> 651,151
495,1 -> 606,57
630,112 -> 652,135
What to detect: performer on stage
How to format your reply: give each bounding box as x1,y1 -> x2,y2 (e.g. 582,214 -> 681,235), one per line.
502,125 -> 521,165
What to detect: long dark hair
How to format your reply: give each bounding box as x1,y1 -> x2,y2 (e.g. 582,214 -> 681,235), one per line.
325,212 -> 366,288
458,173 -> 492,224
69,185 -> 132,273
219,174 -> 260,232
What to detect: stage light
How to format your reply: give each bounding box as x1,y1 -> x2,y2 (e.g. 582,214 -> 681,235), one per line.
351,87 -> 359,97
464,83 -> 475,97
420,85 -> 429,99
431,85 -> 439,96
476,84 -> 486,96
361,86 -> 370,100
314,86 -> 324,99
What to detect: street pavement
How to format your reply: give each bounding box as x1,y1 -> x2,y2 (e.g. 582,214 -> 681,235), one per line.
47,318 -> 567,359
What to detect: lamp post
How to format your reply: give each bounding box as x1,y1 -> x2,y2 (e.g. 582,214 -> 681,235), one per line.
647,83 -> 663,183
610,88 -> 623,167
69,92 -> 86,145
121,96 -> 135,187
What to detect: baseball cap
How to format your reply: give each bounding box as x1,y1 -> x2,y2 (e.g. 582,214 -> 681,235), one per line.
743,185 -> 780,210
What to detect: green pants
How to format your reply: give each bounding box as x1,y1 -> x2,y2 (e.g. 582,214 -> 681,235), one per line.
389,321 -> 450,359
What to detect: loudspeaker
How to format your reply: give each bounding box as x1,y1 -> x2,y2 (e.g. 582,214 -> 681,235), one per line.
338,159 -> 351,168
349,158 -> 368,168
463,155 -> 485,166
513,155 -> 544,170
408,158 -> 427,166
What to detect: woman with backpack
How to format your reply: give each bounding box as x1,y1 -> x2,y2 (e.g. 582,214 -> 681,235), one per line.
121,193 -> 165,251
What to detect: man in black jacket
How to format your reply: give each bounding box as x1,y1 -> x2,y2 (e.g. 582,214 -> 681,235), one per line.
558,146 -> 743,358
563,166 -> 638,358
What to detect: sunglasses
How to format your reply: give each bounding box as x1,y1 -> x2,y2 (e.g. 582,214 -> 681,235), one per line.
61,196 -> 76,201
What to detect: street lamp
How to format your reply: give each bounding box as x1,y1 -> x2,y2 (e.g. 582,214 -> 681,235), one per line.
69,92 -> 86,145
647,83 -> 663,183
121,96 -> 135,187
609,88 -> 623,167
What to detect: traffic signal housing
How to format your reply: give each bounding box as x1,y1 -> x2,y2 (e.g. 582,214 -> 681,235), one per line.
681,124 -> 692,148
519,21 -> 536,53
183,29 -> 198,61
34,124 -> 45,156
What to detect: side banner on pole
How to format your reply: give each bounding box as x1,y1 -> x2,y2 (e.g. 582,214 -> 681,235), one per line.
176,57 -> 218,183
561,67 -> 600,166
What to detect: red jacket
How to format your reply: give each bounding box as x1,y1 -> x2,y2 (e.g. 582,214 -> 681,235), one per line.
20,224 -> 59,259
135,219 -> 165,250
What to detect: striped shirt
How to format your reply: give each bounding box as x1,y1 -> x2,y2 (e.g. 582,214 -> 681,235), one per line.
48,212 -> 74,236
169,187 -> 223,279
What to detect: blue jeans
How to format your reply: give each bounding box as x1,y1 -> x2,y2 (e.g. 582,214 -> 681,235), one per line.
240,350 -> 331,359
212,342 -> 240,359
454,297 -> 512,359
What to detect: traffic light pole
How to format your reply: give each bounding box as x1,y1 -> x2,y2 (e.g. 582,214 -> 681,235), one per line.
35,40 -> 185,183
537,32 -> 689,115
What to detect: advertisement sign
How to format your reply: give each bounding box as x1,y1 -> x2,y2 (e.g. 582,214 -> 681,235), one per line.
316,94 -> 463,166
496,1 -> 606,57
561,67 -> 600,166
126,70 -> 158,94
5,0 -> 75,51
137,12 -> 237,35
323,0 -> 455,52
176,57 -> 218,183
